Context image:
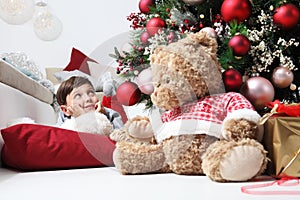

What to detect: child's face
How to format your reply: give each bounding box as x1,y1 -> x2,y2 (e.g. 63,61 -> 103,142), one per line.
61,83 -> 99,117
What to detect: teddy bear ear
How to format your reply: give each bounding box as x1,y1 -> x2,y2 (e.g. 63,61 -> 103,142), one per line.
189,31 -> 218,61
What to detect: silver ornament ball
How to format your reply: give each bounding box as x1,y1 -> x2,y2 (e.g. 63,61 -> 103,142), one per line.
271,66 -> 294,88
240,77 -> 275,110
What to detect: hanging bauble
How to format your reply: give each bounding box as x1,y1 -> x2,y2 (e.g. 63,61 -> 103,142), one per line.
222,68 -> 243,91
221,0 -> 251,23
139,0 -> 155,14
0,0 -> 35,25
33,2 -> 63,41
137,68 -> 154,95
116,81 -> 142,106
240,77 -> 275,110
271,66 -> 294,88
273,3 -> 300,30
201,27 -> 217,38
228,35 -> 250,57
182,0 -> 206,6
140,31 -> 150,45
146,17 -> 166,36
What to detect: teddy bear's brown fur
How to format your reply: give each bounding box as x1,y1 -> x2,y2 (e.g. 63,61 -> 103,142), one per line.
111,30 -> 268,182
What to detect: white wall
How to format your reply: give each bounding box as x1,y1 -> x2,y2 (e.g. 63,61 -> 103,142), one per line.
0,0 -> 139,69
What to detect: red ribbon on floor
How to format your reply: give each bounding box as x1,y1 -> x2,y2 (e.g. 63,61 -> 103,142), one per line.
241,176 -> 300,195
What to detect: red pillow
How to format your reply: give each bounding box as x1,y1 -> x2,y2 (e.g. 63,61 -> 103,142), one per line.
1,124 -> 115,171
63,47 -> 98,75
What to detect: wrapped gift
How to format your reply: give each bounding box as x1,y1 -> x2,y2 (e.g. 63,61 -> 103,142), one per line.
261,101 -> 300,177
263,117 -> 300,177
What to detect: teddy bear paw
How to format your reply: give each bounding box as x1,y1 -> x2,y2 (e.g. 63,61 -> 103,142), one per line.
113,141 -> 166,174
202,139 -> 268,182
127,116 -> 154,142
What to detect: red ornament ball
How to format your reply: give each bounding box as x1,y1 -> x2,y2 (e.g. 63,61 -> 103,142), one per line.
228,35 -> 251,57
146,17 -> 166,36
240,77 -> 275,110
222,68 -> 243,91
221,0 -> 251,23
273,3 -> 300,30
116,81 -> 142,106
139,0 -> 155,14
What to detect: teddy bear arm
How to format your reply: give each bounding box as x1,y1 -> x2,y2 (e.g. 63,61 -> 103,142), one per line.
223,118 -> 260,141
221,93 -> 263,141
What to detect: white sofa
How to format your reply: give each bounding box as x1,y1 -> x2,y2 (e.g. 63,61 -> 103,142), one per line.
0,60 -> 298,200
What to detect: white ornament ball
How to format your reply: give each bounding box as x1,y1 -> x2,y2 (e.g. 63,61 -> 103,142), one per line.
137,68 -> 154,95
201,27 -> 218,38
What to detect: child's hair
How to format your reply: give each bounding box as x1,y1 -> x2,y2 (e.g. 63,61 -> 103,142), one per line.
56,76 -> 94,106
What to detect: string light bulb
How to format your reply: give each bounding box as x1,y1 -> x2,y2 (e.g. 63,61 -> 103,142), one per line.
33,1 -> 62,41
0,0 -> 35,25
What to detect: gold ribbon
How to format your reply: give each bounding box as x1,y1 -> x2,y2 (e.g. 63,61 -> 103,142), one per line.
258,103 -> 279,125
278,147 -> 300,177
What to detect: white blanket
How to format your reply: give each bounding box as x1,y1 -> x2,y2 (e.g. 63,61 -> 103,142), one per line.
0,167 -> 295,200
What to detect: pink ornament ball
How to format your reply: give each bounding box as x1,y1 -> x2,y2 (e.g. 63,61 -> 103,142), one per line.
240,77 -> 275,110
137,68 -> 154,95
140,31 -> 150,45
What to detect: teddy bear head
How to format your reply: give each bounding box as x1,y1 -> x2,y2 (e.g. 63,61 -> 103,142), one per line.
150,30 -> 225,110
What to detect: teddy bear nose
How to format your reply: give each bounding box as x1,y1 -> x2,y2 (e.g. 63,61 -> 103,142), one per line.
152,90 -> 158,97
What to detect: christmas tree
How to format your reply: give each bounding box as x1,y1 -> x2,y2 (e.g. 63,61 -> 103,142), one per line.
110,0 -> 300,112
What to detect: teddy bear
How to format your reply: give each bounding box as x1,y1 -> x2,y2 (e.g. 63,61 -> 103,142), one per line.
111,30 -> 268,182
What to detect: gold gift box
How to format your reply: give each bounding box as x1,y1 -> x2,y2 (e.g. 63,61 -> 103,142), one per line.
263,117 -> 300,177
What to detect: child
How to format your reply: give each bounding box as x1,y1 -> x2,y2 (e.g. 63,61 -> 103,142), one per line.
56,76 -> 124,132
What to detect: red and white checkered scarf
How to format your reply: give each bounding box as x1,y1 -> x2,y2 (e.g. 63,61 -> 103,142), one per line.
154,92 -> 259,143
161,92 -> 255,123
